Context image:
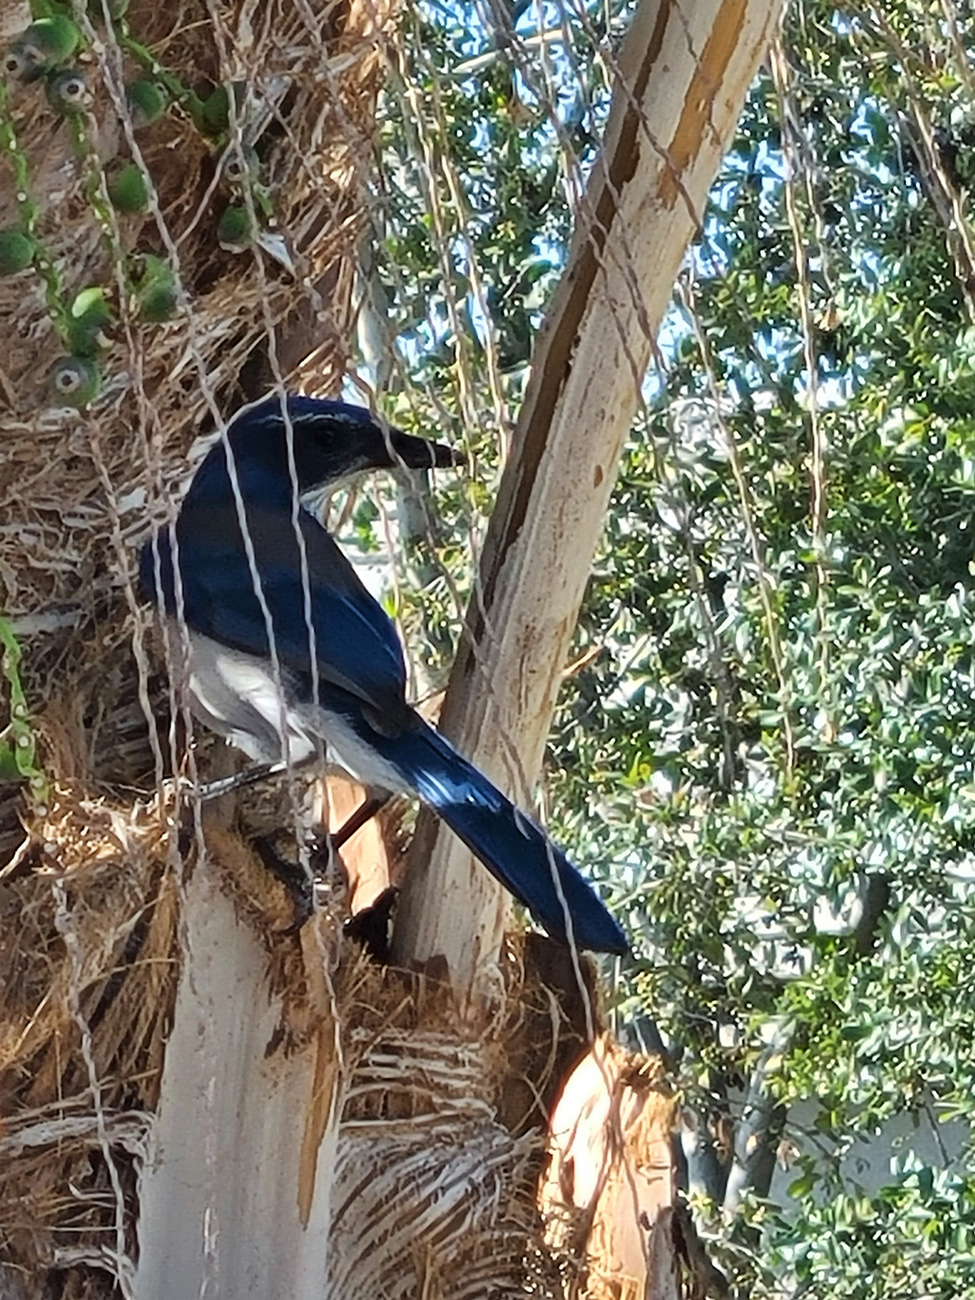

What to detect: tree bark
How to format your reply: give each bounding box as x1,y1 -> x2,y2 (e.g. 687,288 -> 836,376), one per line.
395,0 -> 787,992
134,836 -> 340,1300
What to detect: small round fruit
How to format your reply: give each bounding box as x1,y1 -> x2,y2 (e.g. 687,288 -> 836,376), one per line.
67,286 -> 113,356
10,16 -> 80,77
49,356 -> 100,408
132,253 -> 179,321
108,162 -> 149,212
4,42 -> 34,79
45,66 -> 90,113
138,277 -> 177,322
217,204 -> 253,252
0,229 -> 35,275
125,78 -> 166,128
199,84 -> 229,135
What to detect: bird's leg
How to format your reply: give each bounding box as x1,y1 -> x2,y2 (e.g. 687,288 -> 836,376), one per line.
331,792 -> 391,849
191,760 -> 288,803
196,783 -> 390,930
191,754 -> 323,803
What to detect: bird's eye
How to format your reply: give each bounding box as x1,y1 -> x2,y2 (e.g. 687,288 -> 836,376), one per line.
3,51 -> 24,76
63,76 -> 84,99
54,364 -> 81,392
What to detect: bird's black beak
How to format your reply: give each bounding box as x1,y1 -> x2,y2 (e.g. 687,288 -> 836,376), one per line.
388,429 -> 463,471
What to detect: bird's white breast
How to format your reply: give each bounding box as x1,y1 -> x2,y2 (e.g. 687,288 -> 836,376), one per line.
176,625 -> 410,795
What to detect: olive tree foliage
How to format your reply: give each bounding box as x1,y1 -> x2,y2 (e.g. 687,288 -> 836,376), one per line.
368,0 -> 975,1292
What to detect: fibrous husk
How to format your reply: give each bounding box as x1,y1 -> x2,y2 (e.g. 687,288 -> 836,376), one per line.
0,0 -> 394,1289
0,788 -> 177,1293
327,942 -> 600,1300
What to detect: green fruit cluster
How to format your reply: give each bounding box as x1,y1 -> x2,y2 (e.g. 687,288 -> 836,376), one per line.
2,7 -> 284,410
43,257 -> 182,409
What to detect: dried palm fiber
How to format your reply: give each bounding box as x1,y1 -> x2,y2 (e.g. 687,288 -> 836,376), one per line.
0,0 -> 395,1289
326,944 -> 591,1300
0,792 -> 177,1293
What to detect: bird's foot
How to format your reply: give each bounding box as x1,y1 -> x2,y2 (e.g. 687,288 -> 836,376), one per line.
344,886 -> 398,963
193,761 -> 288,802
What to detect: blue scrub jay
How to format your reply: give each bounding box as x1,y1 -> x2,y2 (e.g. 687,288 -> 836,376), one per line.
140,395 -> 627,955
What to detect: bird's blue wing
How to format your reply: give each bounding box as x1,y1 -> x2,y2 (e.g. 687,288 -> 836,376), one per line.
158,494 -> 409,717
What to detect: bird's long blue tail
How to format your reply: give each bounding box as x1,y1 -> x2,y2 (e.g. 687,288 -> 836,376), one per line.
378,716 -> 628,955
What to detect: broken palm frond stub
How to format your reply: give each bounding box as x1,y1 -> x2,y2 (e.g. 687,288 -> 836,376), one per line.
318,938 -> 674,1299
329,963 -> 546,1298
326,944 -> 664,1300
540,1039 -> 676,1300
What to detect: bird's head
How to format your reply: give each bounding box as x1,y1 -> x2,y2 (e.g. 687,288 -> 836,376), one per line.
218,394 -> 462,494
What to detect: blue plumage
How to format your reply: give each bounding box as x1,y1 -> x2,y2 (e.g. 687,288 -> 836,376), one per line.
140,395 -> 628,955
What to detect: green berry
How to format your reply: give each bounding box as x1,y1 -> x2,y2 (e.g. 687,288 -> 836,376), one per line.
108,162 -> 149,213
71,286 -> 110,320
126,78 -> 167,128
8,16 -> 80,79
4,40 -> 38,81
45,66 -> 90,114
217,205 -> 253,252
199,84 -> 229,136
0,229 -> 36,275
139,279 -> 177,322
49,356 -> 100,408
66,287 -> 113,356
133,254 -> 178,322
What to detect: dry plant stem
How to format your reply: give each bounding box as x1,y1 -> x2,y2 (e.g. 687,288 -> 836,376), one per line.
678,270 -> 796,776
395,0 -> 787,995
769,39 -> 831,732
